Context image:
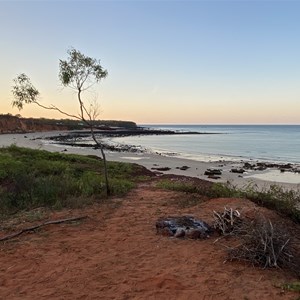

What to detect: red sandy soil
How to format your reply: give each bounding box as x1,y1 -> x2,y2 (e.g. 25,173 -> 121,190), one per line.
0,181 -> 299,299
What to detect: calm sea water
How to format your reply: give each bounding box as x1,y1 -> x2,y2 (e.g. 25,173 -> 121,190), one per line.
111,125 -> 300,164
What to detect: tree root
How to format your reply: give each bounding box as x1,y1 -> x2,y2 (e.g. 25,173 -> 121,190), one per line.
0,216 -> 88,242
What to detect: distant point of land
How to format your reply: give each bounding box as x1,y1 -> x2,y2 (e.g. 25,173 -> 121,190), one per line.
0,114 -> 137,134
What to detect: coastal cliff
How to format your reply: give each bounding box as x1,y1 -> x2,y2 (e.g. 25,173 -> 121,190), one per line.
0,114 -> 137,134
0,115 -> 68,133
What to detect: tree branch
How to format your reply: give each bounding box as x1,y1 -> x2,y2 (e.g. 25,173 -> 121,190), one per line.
34,101 -> 81,120
0,216 -> 88,242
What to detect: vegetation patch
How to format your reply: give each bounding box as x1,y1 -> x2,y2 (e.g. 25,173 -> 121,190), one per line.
156,179 -> 200,194
156,179 -> 300,223
281,282 -> 300,292
0,145 -> 139,217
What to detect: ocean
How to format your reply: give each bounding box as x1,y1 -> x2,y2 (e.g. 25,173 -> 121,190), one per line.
110,125 -> 300,164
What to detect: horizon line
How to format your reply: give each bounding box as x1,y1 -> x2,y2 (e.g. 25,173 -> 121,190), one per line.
140,123 -> 300,126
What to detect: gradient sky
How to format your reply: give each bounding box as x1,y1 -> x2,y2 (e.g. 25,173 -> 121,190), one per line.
1,0 -> 300,124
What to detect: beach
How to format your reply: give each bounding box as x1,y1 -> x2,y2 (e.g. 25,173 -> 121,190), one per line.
2,130 -> 300,190
1,130 -> 300,299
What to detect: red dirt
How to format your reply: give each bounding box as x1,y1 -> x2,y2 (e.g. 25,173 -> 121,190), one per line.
0,182 -> 299,299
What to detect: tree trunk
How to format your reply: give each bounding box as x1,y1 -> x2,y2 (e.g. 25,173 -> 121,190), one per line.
78,89 -> 110,196
99,143 -> 111,196
90,125 -> 110,196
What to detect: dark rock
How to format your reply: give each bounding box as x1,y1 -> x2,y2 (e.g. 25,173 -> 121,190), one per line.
243,162 -> 254,169
255,166 -> 267,171
204,169 -> 222,176
208,175 -> 221,180
176,166 -> 190,171
282,163 -> 292,169
151,167 -> 171,171
231,168 -> 245,174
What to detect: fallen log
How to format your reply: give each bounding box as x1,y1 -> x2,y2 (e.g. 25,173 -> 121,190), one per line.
0,216 -> 88,242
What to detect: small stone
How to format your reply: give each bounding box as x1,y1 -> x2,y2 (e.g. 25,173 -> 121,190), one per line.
174,228 -> 185,238
160,227 -> 173,237
185,229 -> 201,239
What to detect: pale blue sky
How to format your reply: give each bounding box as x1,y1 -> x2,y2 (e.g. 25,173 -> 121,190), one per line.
1,0 -> 300,124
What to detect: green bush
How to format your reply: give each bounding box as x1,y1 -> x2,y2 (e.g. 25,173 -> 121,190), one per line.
242,184 -> 300,223
109,178 -> 135,196
79,171 -> 105,196
209,182 -> 241,198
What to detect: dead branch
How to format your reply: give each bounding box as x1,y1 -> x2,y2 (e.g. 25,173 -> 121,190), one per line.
0,216 -> 88,242
227,216 -> 298,273
213,207 -> 242,235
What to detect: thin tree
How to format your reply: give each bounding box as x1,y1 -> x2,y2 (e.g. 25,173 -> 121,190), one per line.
59,49 -> 109,195
12,48 -> 110,195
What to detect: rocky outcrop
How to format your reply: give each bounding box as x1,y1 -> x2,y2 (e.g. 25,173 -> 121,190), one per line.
243,161 -> 300,174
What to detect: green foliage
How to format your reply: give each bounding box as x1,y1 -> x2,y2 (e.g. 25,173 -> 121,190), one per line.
59,48 -> 108,89
241,183 -> 300,223
12,73 -> 40,110
0,146 -> 137,217
109,178 -> 135,196
209,182 -> 241,198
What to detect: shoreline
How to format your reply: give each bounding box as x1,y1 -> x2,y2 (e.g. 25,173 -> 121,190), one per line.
1,130 -> 300,190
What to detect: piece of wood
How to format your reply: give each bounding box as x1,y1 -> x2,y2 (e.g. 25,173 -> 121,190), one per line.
0,216 -> 88,242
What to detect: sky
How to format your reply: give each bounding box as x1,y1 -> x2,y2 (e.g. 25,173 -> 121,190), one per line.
1,0 -> 300,124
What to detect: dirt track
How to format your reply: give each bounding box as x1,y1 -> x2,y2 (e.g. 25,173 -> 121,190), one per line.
0,182 -> 298,299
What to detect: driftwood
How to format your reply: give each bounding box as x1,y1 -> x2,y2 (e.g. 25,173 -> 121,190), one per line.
0,216 -> 88,242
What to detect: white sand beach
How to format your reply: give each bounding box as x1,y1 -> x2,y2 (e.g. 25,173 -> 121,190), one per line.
1,131 -> 300,190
